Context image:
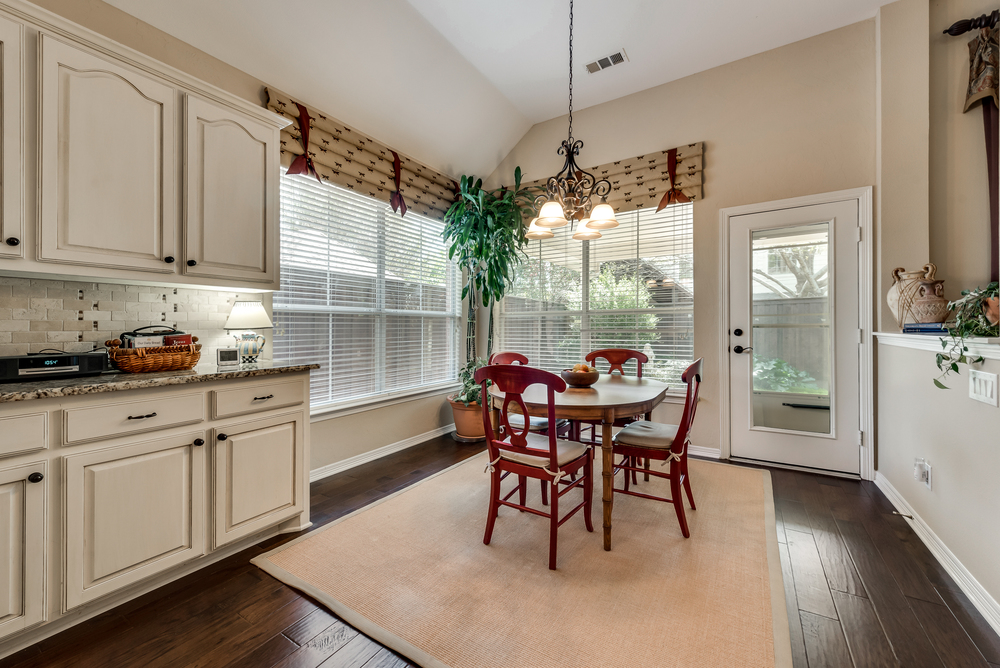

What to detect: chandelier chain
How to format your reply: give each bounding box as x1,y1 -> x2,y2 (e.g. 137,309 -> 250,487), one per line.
568,0 -> 573,142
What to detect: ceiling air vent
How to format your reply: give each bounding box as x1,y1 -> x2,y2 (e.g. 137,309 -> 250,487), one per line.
586,49 -> 629,74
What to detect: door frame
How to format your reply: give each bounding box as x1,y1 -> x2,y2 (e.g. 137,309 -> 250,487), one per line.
718,187 -> 875,480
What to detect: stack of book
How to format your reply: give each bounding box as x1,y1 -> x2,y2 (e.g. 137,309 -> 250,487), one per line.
901,322 -> 954,335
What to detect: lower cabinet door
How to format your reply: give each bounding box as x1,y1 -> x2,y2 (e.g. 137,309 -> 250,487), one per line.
213,412 -> 305,548
0,462 -> 46,641
64,432 -> 206,610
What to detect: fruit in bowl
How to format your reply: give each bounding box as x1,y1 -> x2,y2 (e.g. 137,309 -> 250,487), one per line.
561,363 -> 599,388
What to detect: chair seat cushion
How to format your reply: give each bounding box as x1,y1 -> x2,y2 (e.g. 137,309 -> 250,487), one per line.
500,433 -> 589,469
613,421 -> 679,449
507,413 -> 568,431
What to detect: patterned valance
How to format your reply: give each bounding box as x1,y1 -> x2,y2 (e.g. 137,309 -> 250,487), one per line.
522,142 -> 704,216
266,88 -> 456,220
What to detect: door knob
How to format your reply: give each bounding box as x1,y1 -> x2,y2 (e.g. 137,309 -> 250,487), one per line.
27,472 -> 43,483
4,237 -> 19,247
733,328 -> 744,337
733,345 -> 753,354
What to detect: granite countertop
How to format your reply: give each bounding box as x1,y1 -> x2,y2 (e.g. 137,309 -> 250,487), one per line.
0,362 -> 320,403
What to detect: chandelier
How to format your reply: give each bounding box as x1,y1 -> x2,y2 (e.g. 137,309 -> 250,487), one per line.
527,0 -> 618,241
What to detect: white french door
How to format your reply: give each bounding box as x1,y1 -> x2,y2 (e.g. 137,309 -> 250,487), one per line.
728,198 -> 862,475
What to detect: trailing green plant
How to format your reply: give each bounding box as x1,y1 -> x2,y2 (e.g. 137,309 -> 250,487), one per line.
934,282 -> 999,388
442,168 -> 532,360
454,357 -> 489,406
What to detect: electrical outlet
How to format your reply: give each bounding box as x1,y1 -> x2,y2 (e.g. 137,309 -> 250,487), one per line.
969,370 -> 998,406
913,458 -> 932,489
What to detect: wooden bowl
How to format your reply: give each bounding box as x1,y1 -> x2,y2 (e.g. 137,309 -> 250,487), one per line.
561,369 -> 599,388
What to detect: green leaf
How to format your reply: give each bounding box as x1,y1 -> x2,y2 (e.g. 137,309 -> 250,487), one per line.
933,379 -> 949,389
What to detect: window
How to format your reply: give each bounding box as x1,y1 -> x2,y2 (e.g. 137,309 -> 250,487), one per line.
273,173 -> 461,408
500,204 -> 694,385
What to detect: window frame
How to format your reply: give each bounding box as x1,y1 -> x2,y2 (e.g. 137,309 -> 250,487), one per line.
273,172 -> 462,414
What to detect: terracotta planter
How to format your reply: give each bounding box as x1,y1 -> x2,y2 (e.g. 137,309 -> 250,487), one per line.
985,296 -> 1000,327
449,396 -> 486,442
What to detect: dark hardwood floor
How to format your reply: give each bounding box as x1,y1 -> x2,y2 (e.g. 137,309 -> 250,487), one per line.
3,437 -> 998,667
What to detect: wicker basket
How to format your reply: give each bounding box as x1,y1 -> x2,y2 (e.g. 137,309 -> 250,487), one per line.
105,338 -> 202,374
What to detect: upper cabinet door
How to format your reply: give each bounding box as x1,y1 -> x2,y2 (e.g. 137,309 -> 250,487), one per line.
184,95 -> 278,286
0,16 -> 23,259
38,35 -> 177,273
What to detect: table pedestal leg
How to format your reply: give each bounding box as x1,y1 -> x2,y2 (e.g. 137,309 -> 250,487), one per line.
602,409 -> 614,551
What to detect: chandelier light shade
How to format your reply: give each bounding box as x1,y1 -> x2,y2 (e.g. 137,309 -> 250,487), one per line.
533,0 -> 614,241
525,217 -> 555,240
536,200 -> 569,228
585,201 -> 619,229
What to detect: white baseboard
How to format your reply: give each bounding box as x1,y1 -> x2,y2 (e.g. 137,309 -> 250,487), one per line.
875,472 -> 1000,637
309,424 -> 457,483
689,445 -> 722,459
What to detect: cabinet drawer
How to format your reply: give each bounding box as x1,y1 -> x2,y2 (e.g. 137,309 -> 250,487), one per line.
64,394 -> 204,444
0,412 -> 47,458
212,380 -> 303,419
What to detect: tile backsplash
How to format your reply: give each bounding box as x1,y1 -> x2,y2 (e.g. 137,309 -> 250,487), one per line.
0,276 -> 271,362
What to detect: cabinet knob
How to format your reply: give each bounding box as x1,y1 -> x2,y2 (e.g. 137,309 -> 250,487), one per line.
193,438 -> 205,446
187,259 -> 197,267
4,237 -> 19,247
164,256 -> 175,264
217,433 -> 228,441
27,472 -> 43,484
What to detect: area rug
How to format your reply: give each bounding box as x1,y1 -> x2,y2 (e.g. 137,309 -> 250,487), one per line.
253,453 -> 792,668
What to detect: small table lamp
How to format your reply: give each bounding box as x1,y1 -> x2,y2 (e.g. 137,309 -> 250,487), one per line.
224,300 -> 274,364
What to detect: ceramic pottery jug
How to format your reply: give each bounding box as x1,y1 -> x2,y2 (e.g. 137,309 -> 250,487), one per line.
887,263 -> 937,328
234,333 -> 266,362
910,279 -> 949,323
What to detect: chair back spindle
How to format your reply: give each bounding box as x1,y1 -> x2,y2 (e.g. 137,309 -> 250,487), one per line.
586,348 -> 649,378
475,365 -> 566,474
671,358 -> 703,456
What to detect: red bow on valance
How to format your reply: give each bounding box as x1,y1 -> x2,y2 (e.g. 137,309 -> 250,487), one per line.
286,103 -> 321,183
656,148 -> 692,212
389,151 -> 407,216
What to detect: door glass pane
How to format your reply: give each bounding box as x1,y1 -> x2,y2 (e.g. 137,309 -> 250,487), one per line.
750,222 -> 831,434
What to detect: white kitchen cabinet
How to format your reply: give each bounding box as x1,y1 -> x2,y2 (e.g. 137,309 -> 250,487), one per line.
213,411 -> 305,548
63,431 -> 206,610
38,35 -> 177,274
183,95 -> 279,287
0,462 -> 46,641
0,15 -> 23,260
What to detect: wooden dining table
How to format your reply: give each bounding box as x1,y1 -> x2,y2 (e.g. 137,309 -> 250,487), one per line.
488,373 -> 669,551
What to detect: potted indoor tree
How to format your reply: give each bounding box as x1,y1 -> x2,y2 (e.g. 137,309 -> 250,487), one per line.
443,168 -> 531,440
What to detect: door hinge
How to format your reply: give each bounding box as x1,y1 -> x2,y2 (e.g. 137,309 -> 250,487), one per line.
858,431 -> 864,447
856,227 -> 862,242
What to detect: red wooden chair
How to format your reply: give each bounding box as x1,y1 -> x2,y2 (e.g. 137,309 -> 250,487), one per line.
488,352 -> 568,438
611,358 -> 702,538
573,348 -> 650,444
475,364 -> 594,570
488,351 -> 529,365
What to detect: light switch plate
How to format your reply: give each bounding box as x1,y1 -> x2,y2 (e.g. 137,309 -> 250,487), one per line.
969,370 -> 998,406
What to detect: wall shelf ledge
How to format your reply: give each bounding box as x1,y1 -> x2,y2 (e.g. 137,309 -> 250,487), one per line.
875,331 -> 1000,360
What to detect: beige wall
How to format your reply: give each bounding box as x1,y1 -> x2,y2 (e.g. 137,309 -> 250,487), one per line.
877,344 -> 1000,599
487,20 -> 878,450
929,0 -> 997,297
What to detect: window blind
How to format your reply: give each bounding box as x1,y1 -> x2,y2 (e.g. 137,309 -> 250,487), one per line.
500,203 -> 694,385
273,172 -> 461,407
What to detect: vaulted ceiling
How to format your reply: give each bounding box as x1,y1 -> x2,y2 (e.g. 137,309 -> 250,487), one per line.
101,0 -> 894,179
